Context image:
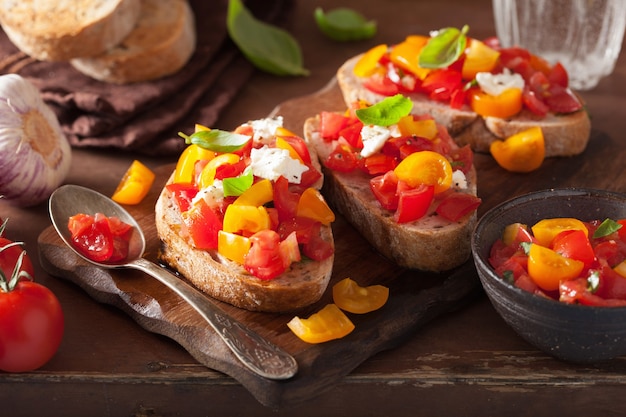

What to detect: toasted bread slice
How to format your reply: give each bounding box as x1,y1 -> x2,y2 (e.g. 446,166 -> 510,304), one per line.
304,115 -> 478,272
337,54 -> 591,157
0,0 -> 141,61
70,0 -> 196,84
155,173 -> 334,313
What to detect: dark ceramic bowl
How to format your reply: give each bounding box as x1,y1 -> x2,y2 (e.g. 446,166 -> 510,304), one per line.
471,188 -> 626,363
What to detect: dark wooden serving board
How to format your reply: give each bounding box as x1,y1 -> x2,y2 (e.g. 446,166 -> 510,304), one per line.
40,77 -> 616,408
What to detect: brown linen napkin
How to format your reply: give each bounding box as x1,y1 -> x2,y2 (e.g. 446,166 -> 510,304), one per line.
0,0 -> 294,155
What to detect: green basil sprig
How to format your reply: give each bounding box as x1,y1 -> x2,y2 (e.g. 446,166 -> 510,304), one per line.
223,168 -> 254,197
593,218 -> 623,238
178,129 -> 250,153
419,25 -> 469,69
355,94 -> 413,126
314,7 -> 377,42
227,0 -> 308,76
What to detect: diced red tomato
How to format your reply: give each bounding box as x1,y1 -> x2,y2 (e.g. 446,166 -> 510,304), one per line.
395,183 -> 434,224
214,159 -> 247,180
435,193 -> 482,222
370,171 -> 399,210
244,230 -> 287,280
319,111 -> 349,141
362,74 -> 400,96
181,199 -> 222,250
360,153 -> 397,175
324,144 -> 359,172
421,69 -> 462,102
272,176 -> 300,222
552,229 -> 596,269
301,221 -> 334,261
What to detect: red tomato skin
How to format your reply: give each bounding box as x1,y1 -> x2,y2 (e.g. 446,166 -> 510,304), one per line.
552,229 -> 596,269
395,183 -> 434,224
435,193 -> 482,222
244,230 -> 287,280
0,281 -> 64,372
301,222 -> 334,261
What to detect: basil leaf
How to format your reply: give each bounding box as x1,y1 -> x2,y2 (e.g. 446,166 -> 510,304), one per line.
223,168 -> 254,197
593,218 -> 623,238
419,25 -> 469,69
355,94 -> 413,126
314,7 -> 377,42
520,241 -> 532,255
227,0 -> 309,76
179,129 -> 251,153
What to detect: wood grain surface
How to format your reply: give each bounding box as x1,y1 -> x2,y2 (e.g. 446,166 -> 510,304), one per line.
37,79 -> 482,408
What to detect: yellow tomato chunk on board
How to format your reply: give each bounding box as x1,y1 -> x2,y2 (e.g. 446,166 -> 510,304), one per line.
111,160 -> 155,205
332,278 -> 389,314
287,304 -> 355,344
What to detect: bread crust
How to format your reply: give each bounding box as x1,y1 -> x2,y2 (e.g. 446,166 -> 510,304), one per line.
304,115 -> 477,272
70,0 -> 196,84
0,0 -> 141,61
155,173 -> 334,313
337,54 -> 591,157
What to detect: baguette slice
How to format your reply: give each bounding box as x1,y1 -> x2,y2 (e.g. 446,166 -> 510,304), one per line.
70,0 -> 196,84
155,174 -> 334,313
304,115 -> 478,272
337,54 -> 591,157
0,0 -> 141,61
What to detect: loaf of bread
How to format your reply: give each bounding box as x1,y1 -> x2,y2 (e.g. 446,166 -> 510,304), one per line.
0,0 -> 141,61
337,51 -> 591,158
70,0 -> 196,84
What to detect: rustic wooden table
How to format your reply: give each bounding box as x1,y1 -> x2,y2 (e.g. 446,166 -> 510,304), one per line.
4,0 -> 626,416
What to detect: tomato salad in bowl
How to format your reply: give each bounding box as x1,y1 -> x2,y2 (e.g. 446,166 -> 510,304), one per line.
472,188 -> 626,363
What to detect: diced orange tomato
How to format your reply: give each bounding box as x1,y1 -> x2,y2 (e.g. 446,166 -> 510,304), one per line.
222,205 -> 271,235
390,38 -> 430,80
198,153 -> 241,189
217,231 -> 251,264
461,38 -> 500,80
111,160 -> 156,205
396,116 -> 438,139
233,179 -> 273,207
469,88 -> 523,119
296,188 -> 335,225
527,243 -> 585,291
489,127 -> 545,173
353,44 -> 388,77
332,278 -> 389,314
531,217 -> 589,247
287,304 -> 355,344
394,150 -> 453,194
502,223 -> 533,246
614,260 -> 626,279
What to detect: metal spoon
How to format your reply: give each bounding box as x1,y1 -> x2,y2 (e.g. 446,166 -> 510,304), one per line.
48,184 -> 298,380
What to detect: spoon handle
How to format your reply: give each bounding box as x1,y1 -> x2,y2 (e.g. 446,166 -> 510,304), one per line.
130,258 -> 298,380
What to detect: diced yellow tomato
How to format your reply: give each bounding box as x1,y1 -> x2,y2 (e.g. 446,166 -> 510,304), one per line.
614,260 -> 626,279
198,153 -> 241,189
276,137 -> 304,164
173,144 -> 216,184
332,278 -> 389,314
222,205 -> 271,234
394,150 -> 453,194
531,218 -> 589,248
502,222 -> 531,246
469,88 -> 523,119
489,127 -> 545,173
217,231 -> 251,264
462,38 -> 500,80
287,304 -> 355,344
233,179 -> 273,207
527,243 -> 585,291
296,188 -> 335,225
396,116 -> 438,139
390,38 -> 430,80
353,43 -> 388,77
111,160 -> 156,205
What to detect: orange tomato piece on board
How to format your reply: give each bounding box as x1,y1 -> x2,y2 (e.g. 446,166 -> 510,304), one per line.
287,304 -> 355,344
489,127 -> 545,173
469,88 -> 523,119
462,38 -> 500,80
527,243 -> 585,291
111,160 -> 155,205
394,151 -> 453,194
332,278 -> 389,314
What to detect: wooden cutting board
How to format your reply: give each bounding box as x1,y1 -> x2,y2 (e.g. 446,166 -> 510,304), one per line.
37,79 -> 483,408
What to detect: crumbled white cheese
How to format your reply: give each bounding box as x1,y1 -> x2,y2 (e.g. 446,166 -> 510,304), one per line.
475,69 -> 525,96
247,116 -> 284,144
250,145 -> 308,184
452,170 -> 468,189
193,180 -> 225,206
360,125 -> 388,157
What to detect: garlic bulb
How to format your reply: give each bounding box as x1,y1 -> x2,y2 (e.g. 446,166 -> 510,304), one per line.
0,74 -> 71,207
